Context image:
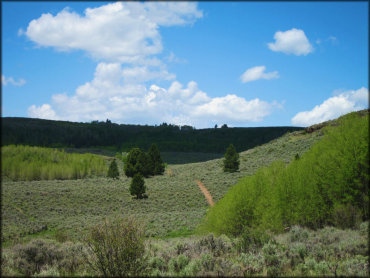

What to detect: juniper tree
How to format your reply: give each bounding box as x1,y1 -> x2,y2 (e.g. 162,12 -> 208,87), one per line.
148,143 -> 165,175
107,159 -> 119,179
124,148 -> 144,178
223,144 -> 239,172
130,173 -> 146,199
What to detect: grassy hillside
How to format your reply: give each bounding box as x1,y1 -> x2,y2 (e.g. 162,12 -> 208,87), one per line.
2,117 -> 302,153
2,126 -> 320,244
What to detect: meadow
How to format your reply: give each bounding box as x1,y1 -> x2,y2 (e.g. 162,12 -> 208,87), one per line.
2,128 -> 321,244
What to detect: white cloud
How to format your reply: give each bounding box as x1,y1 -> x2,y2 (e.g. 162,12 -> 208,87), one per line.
2,75 -> 26,86
28,63 -> 280,127
268,28 -> 313,56
291,87 -> 369,126
24,2 -> 202,63
240,66 -> 279,83
28,104 -> 59,120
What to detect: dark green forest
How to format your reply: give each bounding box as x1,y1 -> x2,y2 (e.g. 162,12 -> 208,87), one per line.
2,117 -> 302,153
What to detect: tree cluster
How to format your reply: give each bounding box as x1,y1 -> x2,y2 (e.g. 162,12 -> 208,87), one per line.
124,144 -> 165,199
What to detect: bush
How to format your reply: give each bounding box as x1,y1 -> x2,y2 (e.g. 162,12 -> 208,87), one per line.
11,239 -> 64,276
130,173 -> 146,199
332,203 -> 362,229
107,159 -> 119,179
85,217 -> 147,277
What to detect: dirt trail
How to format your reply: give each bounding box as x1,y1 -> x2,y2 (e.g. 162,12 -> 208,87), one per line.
195,180 -> 214,207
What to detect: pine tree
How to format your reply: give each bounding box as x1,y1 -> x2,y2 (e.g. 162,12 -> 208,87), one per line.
107,159 -> 119,179
124,148 -> 143,178
223,144 -> 240,172
148,143 -> 165,175
130,173 -> 146,199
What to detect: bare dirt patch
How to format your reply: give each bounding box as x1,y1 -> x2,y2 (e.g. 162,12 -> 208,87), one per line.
195,180 -> 214,207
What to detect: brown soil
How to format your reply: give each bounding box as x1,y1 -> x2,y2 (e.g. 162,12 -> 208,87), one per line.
195,180 -> 214,207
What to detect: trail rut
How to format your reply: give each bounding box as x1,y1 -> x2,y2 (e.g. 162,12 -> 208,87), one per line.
195,180 -> 214,207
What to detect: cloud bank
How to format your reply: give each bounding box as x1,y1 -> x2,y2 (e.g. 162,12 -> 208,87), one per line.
268,28 -> 313,56
291,87 -> 369,126
28,62 -> 280,127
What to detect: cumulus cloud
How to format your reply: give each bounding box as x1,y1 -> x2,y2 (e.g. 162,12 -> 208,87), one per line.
24,2 -> 202,63
291,87 -> 369,126
240,66 -> 279,83
2,75 -> 26,86
268,28 -> 313,56
28,104 -> 59,120
28,63 -> 280,127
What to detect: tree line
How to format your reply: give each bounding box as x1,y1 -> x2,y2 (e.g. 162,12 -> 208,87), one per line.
2,117 -> 302,153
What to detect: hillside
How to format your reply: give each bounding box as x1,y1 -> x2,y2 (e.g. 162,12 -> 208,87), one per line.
1,117 -> 302,153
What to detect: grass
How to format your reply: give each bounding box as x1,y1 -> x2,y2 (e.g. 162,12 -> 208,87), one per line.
2,129 -> 321,246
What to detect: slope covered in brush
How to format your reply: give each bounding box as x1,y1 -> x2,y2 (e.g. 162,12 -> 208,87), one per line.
200,111 -> 369,235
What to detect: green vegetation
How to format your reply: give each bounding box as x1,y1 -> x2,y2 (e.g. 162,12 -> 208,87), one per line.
1,124 -> 320,243
130,174 -> 146,199
200,111 -> 369,236
2,222 -> 368,276
1,145 -> 107,181
85,217 -> 147,277
223,144 -> 240,172
107,159 -> 119,179
2,117 -> 302,153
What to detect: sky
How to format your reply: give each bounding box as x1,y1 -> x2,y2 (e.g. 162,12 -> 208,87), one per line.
2,1 -> 369,128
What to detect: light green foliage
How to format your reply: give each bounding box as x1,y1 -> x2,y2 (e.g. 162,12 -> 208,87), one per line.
107,159 -> 119,179
1,145 -> 107,181
201,112 -> 369,235
85,217 -> 147,277
223,144 -> 240,172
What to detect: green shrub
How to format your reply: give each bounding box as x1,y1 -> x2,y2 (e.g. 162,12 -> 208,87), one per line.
85,217 -> 147,277
107,159 -> 119,179
11,239 -> 64,276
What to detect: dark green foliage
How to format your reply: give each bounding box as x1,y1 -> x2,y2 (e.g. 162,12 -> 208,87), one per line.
223,144 -> 240,172
107,159 -> 119,179
295,153 -> 300,160
202,112 -> 369,235
148,143 -> 165,175
2,117 -> 302,153
85,217 -> 147,277
124,148 -> 144,178
130,173 -> 146,199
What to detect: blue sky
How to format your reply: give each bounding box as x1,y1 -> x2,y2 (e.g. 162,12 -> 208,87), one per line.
2,1 -> 368,128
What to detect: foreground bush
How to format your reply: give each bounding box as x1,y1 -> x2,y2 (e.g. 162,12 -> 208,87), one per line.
85,217 -> 147,277
1,145 -> 107,181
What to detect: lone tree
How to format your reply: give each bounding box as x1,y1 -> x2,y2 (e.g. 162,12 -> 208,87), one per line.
130,173 -> 146,199
148,143 -> 165,175
107,159 -> 119,179
223,144 -> 240,172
